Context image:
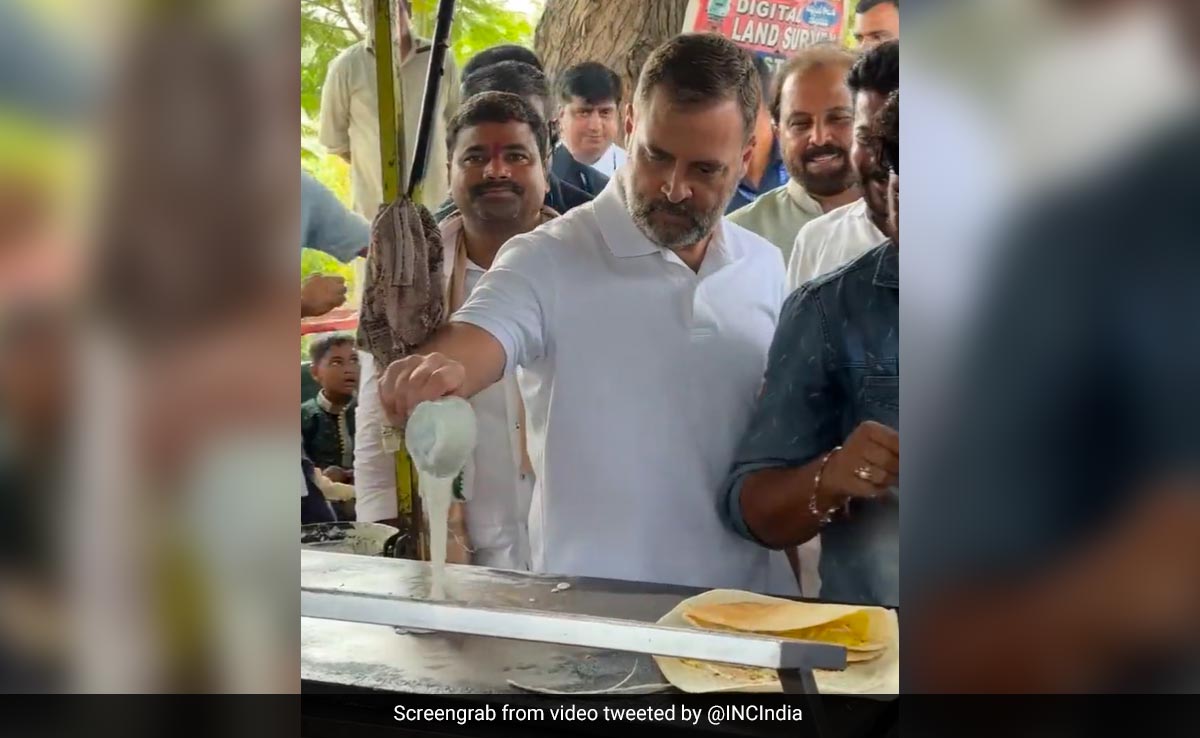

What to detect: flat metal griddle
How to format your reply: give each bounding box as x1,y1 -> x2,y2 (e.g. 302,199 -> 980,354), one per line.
301,552 -> 902,738
301,550 -> 851,694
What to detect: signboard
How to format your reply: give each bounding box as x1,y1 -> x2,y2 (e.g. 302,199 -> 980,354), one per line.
684,0 -> 851,72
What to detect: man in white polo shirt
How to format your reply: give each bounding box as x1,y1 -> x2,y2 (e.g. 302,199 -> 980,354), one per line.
378,34 -> 796,594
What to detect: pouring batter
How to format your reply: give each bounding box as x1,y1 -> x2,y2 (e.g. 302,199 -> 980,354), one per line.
406,396 -> 477,598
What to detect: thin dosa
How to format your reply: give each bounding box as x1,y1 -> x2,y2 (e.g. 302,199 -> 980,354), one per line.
653,589 -> 900,695
683,601 -> 888,652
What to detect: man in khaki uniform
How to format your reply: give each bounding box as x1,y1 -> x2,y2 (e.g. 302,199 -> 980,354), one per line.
728,45 -> 860,264
319,0 -> 460,218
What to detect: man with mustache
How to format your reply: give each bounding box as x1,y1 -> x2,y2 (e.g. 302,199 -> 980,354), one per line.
433,59 -> 600,223
376,34 -> 797,593
356,91 -> 554,571
786,40 -> 897,290
728,45 -> 861,263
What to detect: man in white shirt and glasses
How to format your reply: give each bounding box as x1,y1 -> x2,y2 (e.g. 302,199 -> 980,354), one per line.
378,34 -> 796,594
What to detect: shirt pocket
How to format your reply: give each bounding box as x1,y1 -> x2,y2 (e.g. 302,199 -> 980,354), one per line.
858,375 -> 899,429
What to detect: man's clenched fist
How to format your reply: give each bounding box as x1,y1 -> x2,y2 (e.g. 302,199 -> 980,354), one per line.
301,274 -> 347,317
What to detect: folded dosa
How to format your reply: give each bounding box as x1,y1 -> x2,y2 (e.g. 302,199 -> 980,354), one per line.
653,589 -> 900,695
682,601 -> 888,652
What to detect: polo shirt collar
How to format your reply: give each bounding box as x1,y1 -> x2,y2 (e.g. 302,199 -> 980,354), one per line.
594,177 -> 660,258
594,176 -> 737,268
697,224 -> 734,274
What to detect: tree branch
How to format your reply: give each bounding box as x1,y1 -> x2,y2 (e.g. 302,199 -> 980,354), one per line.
304,15 -> 363,43
332,0 -> 364,41
302,0 -> 364,41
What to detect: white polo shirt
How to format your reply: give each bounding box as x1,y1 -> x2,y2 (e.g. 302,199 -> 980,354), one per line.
786,198 -> 886,292
451,180 -> 798,594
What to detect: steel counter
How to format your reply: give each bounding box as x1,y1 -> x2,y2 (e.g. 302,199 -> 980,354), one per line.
300,551 -> 898,738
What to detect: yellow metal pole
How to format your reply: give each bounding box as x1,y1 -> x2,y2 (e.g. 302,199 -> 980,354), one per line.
373,0 -> 401,202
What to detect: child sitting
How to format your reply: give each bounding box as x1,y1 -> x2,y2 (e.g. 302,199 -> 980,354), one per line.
301,334 -> 360,520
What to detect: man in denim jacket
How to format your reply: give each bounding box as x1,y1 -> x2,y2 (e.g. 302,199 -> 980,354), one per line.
721,92 -> 900,608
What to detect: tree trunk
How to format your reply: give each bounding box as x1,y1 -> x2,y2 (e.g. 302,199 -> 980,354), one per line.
534,0 -> 691,145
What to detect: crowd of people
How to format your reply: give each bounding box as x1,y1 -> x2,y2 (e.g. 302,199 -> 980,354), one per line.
300,0 -> 901,605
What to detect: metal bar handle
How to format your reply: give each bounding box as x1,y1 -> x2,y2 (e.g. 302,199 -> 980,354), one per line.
301,586 -> 847,672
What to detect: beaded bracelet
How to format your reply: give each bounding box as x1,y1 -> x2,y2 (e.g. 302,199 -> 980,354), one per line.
809,446 -> 842,526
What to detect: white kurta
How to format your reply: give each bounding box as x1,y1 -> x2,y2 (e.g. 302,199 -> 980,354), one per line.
449,233 -> 535,571
352,351 -> 396,521
786,199 -> 886,292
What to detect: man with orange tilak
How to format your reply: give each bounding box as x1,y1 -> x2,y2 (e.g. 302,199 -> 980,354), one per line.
356,92 -> 555,571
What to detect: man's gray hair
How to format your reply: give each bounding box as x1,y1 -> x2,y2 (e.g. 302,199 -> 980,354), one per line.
635,34 -> 761,141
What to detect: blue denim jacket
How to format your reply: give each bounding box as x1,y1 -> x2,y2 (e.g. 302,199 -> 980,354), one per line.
722,242 -> 899,607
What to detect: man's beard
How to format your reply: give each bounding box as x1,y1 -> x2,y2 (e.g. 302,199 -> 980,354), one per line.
787,144 -> 855,198
624,176 -> 729,251
861,169 -> 890,231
